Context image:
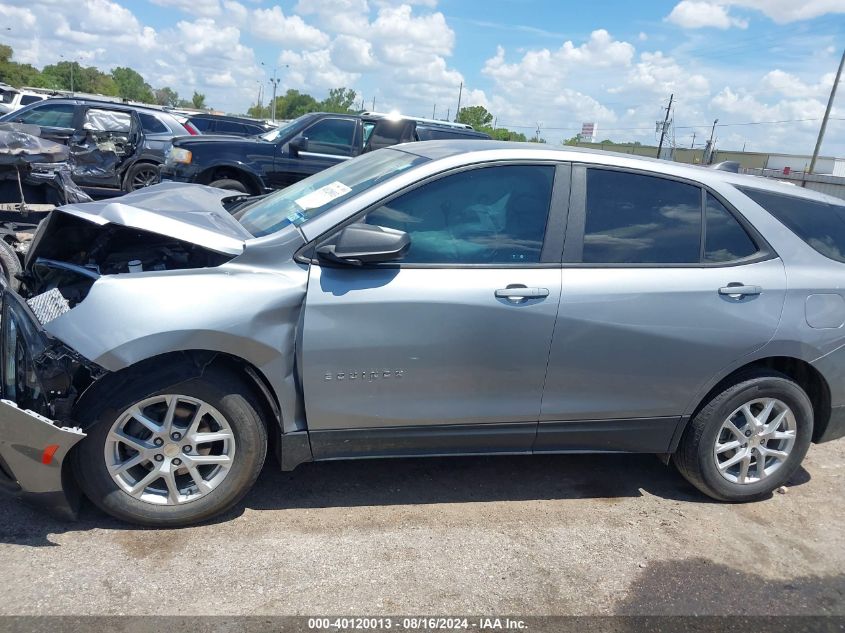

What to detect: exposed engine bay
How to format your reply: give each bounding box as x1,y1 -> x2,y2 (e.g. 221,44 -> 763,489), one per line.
19,212 -> 234,311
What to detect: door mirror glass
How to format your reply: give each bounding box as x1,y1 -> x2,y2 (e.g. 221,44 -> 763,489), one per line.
317,223 -> 410,266
289,135 -> 308,154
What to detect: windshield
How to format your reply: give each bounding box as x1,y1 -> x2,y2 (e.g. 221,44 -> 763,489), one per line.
260,116 -> 307,142
238,148 -> 428,237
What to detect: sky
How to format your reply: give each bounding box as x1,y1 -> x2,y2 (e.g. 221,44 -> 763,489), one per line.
1,0 -> 844,156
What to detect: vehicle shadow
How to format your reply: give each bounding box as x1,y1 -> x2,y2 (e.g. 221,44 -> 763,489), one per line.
0,453 -> 812,547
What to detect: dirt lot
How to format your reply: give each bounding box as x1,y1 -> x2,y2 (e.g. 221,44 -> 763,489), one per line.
0,440 -> 843,618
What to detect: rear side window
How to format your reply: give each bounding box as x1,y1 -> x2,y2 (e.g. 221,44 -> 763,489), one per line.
216,120 -> 246,134
582,169 -> 702,264
139,113 -> 169,134
739,187 -> 845,263
20,95 -> 43,106
189,117 -> 212,132
705,193 -> 758,262
415,127 -> 480,141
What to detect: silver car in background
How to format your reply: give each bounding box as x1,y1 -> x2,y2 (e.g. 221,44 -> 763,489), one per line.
1,140 -> 844,526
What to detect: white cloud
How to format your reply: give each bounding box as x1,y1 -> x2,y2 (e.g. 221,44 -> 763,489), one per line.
250,7 -> 330,49
666,0 -> 845,29
150,0 -> 221,17
666,1 -> 748,29
331,35 -> 378,71
625,51 -> 711,97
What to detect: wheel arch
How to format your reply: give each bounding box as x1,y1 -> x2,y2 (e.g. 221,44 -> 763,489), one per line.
197,164 -> 263,194
73,349 -> 283,435
674,356 -> 832,451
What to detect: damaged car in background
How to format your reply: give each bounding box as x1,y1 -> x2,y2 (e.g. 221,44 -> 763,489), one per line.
0,122 -> 92,287
2,141 -> 845,527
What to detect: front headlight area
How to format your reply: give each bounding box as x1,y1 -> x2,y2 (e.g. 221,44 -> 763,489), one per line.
166,147 -> 192,165
1,285 -> 48,412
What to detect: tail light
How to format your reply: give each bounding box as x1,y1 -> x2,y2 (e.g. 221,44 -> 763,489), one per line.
184,121 -> 200,135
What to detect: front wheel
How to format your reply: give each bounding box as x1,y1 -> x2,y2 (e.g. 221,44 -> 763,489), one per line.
674,371 -> 813,502
74,367 -> 267,526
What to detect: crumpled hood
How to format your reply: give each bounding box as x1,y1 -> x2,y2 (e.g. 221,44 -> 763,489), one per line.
55,182 -> 253,256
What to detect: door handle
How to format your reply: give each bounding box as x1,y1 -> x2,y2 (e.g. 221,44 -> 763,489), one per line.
495,286 -> 550,302
718,284 -> 762,297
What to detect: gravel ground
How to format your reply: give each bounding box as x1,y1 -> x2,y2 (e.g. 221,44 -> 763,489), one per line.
0,440 -> 843,617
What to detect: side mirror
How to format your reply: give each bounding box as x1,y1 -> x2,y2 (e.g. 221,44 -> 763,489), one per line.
316,223 -> 410,266
289,135 -> 308,155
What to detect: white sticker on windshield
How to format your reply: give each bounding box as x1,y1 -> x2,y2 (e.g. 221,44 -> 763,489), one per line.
294,181 -> 352,210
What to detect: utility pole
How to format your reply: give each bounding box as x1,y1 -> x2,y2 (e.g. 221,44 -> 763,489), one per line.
493,116 -> 497,131
809,47 -> 845,175
372,96 -> 376,111
690,132 -> 696,149
454,82 -> 463,122
445,108 -> 450,121
704,118 -> 719,164
656,93 -> 673,159
432,104 -> 436,119
269,68 -> 280,122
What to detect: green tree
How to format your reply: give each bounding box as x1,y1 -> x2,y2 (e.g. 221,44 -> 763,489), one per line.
265,89 -> 319,119
457,105 -> 493,130
154,87 -> 180,107
0,45 -> 42,87
191,91 -> 207,109
246,103 -> 271,118
111,66 -> 154,102
320,87 -> 357,113
488,127 -> 528,142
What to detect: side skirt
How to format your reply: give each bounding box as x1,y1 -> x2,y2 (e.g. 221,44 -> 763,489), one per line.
279,417 -> 687,469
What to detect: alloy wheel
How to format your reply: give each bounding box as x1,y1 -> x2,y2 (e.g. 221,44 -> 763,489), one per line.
104,394 -> 236,505
713,397 -> 797,484
132,167 -> 159,189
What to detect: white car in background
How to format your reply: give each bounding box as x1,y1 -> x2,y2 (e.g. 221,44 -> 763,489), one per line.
0,84 -> 49,115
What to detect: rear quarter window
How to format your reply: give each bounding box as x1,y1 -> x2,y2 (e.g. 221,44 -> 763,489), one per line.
139,112 -> 169,134
738,187 -> 845,263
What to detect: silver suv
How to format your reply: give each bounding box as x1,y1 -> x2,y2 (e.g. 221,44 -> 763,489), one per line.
1,141 -> 844,526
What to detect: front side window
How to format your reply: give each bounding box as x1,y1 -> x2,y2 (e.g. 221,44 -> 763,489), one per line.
362,164 -> 554,264
704,193 -> 758,263
303,118 -> 356,155
15,103 -> 75,128
738,186 -> 845,263
582,169 -> 702,264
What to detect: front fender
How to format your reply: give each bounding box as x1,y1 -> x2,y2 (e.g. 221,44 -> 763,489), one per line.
42,264 -> 309,433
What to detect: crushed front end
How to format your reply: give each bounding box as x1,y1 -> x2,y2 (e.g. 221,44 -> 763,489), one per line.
0,278 -> 104,519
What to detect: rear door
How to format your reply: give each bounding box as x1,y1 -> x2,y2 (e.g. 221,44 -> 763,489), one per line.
271,116 -> 360,189
537,165 -> 787,453
301,162 -> 569,457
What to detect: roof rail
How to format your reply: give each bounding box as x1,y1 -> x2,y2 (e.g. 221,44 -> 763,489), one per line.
361,111 -> 475,130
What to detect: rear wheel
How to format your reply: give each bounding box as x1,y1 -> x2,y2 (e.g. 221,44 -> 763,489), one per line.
124,162 -> 161,192
675,371 -> 813,501
208,178 -> 248,193
74,367 -> 267,526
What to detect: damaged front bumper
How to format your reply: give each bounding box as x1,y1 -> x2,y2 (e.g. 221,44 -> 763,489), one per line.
0,400 -> 84,519
0,279 -> 98,520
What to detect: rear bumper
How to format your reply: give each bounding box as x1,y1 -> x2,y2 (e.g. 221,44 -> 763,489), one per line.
0,399 -> 85,519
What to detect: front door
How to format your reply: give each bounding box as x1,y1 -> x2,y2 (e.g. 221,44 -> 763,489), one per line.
301,163 -> 568,458
537,166 -> 787,453
271,116 -> 360,189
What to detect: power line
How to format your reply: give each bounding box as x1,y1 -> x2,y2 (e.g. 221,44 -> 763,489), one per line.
495,117 -> 845,132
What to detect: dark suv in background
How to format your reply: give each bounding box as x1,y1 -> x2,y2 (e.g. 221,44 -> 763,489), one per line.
0,98 -> 192,196
183,113 -> 275,137
160,111 -> 490,193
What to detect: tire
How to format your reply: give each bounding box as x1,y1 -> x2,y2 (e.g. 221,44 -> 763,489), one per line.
674,370 -> 813,502
0,239 -> 21,291
124,162 -> 161,192
208,178 -> 248,193
73,365 -> 267,527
